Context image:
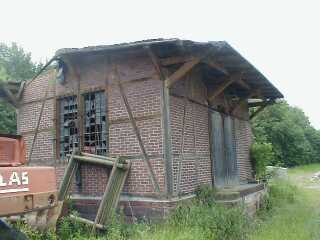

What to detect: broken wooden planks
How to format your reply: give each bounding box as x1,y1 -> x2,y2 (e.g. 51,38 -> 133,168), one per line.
57,152 -> 131,233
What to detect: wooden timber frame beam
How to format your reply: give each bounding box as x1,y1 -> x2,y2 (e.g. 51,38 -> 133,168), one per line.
145,46 -> 174,196
63,57 -> 84,188
113,64 -> 161,193
164,47 -> 228,88
231,89 -> 261,115
208,72 -> 243,102
28,72 -> 57,162
249,99 -> 275,119
160,54 -> 252,93
160,54 -> 227,75
0,82 -> 19,108
164,56 -> 201,88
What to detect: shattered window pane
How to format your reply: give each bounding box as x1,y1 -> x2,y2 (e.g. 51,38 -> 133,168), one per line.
83,91 -> 107,156
59,96 -> 78,160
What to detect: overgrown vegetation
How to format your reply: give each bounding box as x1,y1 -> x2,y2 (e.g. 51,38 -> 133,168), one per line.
251,101 -> 320,168
14,186 -> 251,240
16,177 -> 319,240
249,166 -> 320,240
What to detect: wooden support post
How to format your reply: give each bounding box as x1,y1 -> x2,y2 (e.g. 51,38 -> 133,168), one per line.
208,73 -> 242,102
177,92 -> 188,195
146,46 -> 174,196
114,65 -> 161,193
64,58 -> 83,188
58,153 -> 78,201
231,90 -> 260,114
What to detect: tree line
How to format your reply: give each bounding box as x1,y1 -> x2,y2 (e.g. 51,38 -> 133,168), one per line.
251,101 -> 320,168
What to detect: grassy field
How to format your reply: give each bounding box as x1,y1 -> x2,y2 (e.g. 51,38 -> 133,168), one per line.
15,164 -> 320,240
249,164 -> 320,240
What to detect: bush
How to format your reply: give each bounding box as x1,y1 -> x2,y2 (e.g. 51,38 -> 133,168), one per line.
251,142 -> 275,180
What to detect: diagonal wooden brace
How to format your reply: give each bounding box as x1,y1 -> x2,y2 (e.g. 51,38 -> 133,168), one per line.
114,66 -> 161,193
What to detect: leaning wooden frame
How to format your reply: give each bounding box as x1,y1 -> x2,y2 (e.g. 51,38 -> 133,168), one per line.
57,151 -> 131,233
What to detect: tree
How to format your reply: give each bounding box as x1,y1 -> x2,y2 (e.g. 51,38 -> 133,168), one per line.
0,42 -> 41,134
251,100 -> 320,167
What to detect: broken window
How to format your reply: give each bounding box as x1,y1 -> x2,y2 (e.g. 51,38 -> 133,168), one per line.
59,96 -> 78,160
83,91 -> 107,155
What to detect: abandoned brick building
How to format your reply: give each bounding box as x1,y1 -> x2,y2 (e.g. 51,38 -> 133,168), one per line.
11,39 -> 283,218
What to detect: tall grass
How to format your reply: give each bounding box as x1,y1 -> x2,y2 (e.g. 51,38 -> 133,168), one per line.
14,176 -> 320,240
250,179 -> 320,240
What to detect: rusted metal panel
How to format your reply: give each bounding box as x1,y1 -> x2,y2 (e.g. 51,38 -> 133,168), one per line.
0,166 -> 57,217
0,166 -> 57,196
0,135 -> 26,166
0,191 -> 57,217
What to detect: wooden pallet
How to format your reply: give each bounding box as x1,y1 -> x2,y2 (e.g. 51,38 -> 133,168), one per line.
57,152 -> 131,233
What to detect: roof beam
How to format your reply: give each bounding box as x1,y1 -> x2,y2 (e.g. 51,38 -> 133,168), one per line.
202,58 -> 228,75
249,99 -> 275,119
236,79 -> 251,90
160,55 -> 194,66
161,54 -> 229,76
231,90 -> 260,114
208,73 -> 243,102
165,57 -> 201,88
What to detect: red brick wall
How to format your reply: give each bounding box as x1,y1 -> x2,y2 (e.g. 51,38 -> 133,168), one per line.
19,52 -> 166,197
169,72 -> 212,195
234,118 -> 254,181
17,70 -> 56,165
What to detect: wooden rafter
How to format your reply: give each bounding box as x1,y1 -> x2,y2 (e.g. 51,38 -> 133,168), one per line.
163,47 -> 231,88
164,57 -> 201,88
231,90 -> 261,114
248,100 -> 267,108
236,78 -> 251,90
202,58 -> 228,75
208,73 -> 243,102
249,99 -> 275,119
160,55 -> 194,66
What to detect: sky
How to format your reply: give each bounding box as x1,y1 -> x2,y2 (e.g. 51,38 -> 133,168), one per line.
1,0 -> 319,128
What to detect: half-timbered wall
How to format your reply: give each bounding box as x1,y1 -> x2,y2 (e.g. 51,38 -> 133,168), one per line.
18,52 -> 166,197
17,51 -> 254,200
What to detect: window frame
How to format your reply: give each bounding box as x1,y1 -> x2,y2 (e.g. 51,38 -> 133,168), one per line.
56,89 -> 108,161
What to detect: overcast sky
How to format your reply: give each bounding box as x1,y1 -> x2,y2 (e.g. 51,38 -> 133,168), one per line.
2,0 -> 319,128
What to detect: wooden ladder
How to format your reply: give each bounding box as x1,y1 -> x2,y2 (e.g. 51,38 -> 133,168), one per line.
57,152 -> 131,232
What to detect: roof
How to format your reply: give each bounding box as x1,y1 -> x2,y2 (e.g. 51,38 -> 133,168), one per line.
56,38 -> 283,99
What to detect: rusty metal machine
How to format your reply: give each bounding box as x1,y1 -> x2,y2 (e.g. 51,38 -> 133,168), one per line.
0,134 -> 61,231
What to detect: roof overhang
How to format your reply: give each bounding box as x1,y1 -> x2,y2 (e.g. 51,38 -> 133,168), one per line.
55,38 -> 283,100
